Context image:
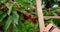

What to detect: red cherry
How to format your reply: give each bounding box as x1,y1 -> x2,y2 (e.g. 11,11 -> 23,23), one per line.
23,14 -> 29,20
35,18 -> 38,20
0,6 -> 3,10
56,12 -> 60,16
15,6 -> 19,11
0,26 -> 3,31
3,7 -> 8,11
45,2 -> 51,9
28,15 -> 32,18
22,19 -> 26,23
31,18 -> 37,23
6,0 -> 8,3
28,14 -> 33,19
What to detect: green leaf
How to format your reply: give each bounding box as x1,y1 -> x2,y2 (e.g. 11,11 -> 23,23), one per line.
0,13 -> 7,22
51,11 -> 58,16
16,0 -> 31,4
12,11 -> 19,25
52,19 -> 60,29
19,7 -> 25,13
4,16 -> 13,31
13,26 -> 20,32
16,0 -> 31,8
5,3 -> 11,8
0,11 -> 3,15
8,5 -> 12,15
34,22 -> 39,29
6,3 -> 13,15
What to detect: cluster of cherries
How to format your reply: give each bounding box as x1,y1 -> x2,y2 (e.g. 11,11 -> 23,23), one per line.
15,5 -> 38,23
0,3 -> 38,23
22,14 -> 38,23
0,6 -> 8,12
17,10 -> 38,23
0,0 -> 38,23
0,0 -> 38,31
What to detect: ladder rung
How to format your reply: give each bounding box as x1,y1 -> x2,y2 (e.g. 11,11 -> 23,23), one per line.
44,16 -> 60,19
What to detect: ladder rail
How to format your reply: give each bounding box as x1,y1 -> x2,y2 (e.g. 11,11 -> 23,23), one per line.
36,0 -> 45,32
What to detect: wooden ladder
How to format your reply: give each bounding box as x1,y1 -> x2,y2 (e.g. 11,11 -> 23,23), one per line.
36,0 -> 60,32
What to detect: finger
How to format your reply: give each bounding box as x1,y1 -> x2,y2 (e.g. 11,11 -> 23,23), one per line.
46,23 -> 53,32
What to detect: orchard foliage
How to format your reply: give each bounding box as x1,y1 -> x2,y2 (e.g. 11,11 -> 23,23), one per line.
42,0 -> 60,29
42,0 -> 60,16
0,0 -> 60,32
0,0 -> 39,32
